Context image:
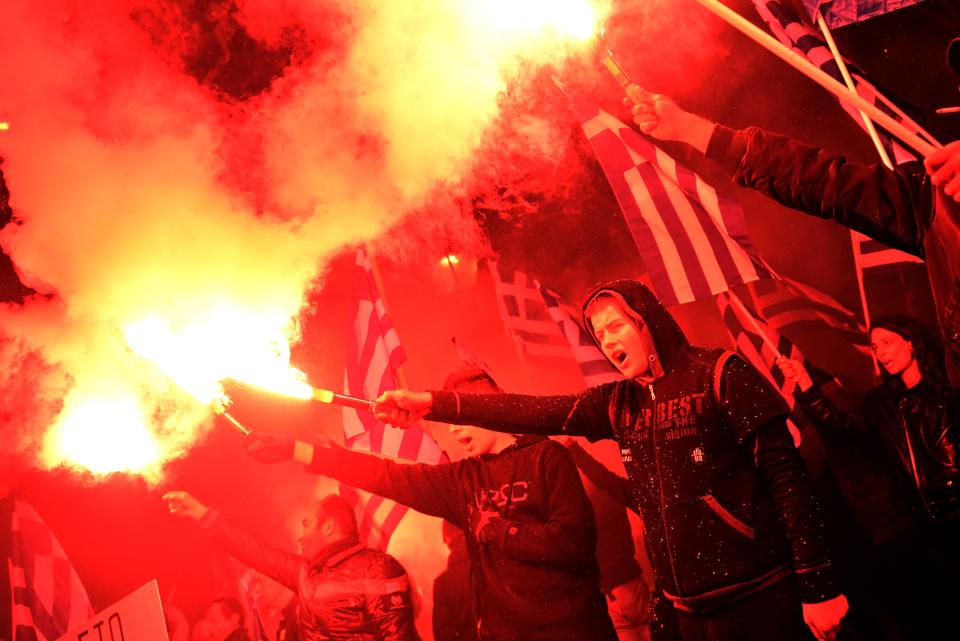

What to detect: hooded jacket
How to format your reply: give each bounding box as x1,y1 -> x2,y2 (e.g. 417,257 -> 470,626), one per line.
200,513 -> 420,641
305,434 -> 618,641
427,280 -> 838,613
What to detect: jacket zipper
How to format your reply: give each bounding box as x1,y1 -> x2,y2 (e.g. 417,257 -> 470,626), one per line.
649,382 -> 682,596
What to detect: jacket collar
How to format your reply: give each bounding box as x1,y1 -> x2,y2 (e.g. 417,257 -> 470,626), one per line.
308,537 -> 365,568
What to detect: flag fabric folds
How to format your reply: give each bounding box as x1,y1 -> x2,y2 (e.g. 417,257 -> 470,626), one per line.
718,291 -> 806,406
341,248 -> 448,548
751,0 -> 932,165
451,337 -> 500,386
337,486 -> 412,552
567,95 -> 771,306
487,261 -> 571,359
535,282 -> 622,387
9,498 -> 93,641
801,0 -> 925,30
717,292 -> 805,444
851,231 -> 924,271
746,277 -> 870,351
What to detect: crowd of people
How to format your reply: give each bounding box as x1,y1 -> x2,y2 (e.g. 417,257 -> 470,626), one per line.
163,68 -> 960,641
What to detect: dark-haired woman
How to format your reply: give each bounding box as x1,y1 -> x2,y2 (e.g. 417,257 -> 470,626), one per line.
778,315 -> 959,640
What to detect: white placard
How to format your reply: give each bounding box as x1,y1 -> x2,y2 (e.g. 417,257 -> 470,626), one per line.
57,580 -> 169,641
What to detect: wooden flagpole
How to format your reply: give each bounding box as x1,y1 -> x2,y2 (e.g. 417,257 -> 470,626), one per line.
812,13 -> 879,342
815,14 -> 893,170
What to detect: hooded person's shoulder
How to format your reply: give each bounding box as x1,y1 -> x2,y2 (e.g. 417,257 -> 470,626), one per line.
686,346 -> 729,367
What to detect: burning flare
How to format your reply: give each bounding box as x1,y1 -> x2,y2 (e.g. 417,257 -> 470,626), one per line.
1,0 -> 610,481
123,308 -> 312,404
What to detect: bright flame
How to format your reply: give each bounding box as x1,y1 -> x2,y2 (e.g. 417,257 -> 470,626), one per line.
313,389 -> 334,403
123,306 -> 312,403
44,392 -> 161,478
467,0 -> 602,43
0,122 -> 9,131
440,254 -> 461,266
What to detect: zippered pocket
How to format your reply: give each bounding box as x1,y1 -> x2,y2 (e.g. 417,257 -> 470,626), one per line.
702,494 -> 754,539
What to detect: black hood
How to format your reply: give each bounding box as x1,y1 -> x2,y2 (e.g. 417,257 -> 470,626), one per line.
581,279 -> 690,378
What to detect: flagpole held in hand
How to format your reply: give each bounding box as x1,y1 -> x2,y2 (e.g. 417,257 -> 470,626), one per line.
727,291 -> 784,359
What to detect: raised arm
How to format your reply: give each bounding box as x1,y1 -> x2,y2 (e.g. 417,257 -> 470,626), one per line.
164,491 -> 301,591
776,358 -> 870,445
625,84 -> 931,256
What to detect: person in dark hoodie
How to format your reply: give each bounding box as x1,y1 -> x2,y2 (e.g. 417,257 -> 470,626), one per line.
244,367 -> 618,641
374,280 -> 848,641
558,437 -> 682,641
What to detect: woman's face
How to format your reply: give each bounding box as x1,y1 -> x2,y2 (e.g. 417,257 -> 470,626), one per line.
871,327 -> 915,377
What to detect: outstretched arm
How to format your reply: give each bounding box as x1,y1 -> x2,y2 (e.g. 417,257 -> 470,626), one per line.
164,492 -> 301,591
247,435 -> 463,527
625,83 -> 932,256
374,386 -> 616,442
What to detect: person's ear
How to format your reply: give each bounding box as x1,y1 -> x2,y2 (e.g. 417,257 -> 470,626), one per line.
320,516 -> 336,537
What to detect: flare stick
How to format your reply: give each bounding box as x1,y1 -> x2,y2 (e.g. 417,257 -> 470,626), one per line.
218,409 -> 252,436
311,388 -> 376,413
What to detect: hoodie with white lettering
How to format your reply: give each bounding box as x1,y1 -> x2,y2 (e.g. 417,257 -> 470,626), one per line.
305,434 -> 618,641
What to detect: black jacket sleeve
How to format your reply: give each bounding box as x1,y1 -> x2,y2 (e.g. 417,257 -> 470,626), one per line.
753,419 -> 839,603
794,384 -> 871,446
364,555 -> 421,641
481,442 -> 597,566
307,442 -> 464,527
717,356 -> 838,602
566,442 -> 636,512
199,511 -> 301,592
427,385 -> 616,442
707,125 -> 933,257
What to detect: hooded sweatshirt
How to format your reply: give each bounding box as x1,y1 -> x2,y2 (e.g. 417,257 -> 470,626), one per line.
306,434 -> 618,641
426,280 -> 838,613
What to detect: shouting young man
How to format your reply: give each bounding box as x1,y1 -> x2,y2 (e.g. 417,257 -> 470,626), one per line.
376,280 -> 848,641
